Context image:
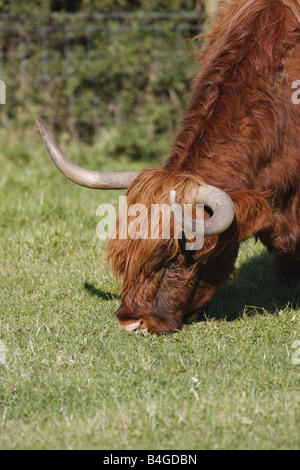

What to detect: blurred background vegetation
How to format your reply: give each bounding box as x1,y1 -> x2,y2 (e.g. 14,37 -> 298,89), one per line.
0,0 -> 213,161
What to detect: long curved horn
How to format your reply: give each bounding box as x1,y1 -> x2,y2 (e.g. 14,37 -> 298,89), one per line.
169,185 -> 235,237
36,116 -> 140,189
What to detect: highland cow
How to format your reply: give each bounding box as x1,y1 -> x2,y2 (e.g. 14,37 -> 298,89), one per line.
37,0 -> 300,334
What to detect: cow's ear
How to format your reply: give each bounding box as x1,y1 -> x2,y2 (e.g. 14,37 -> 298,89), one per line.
229,190 -> 273,242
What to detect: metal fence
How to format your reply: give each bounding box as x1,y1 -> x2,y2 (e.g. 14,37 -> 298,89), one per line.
0,12 -> 205,140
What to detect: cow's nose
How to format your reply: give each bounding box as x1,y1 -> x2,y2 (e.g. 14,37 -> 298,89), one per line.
118,320 -> 144,332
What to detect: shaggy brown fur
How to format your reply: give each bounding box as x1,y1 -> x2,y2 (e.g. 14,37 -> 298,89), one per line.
108,0 -> 300,334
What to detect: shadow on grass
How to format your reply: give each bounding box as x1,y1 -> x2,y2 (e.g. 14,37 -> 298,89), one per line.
206,250 -> 300,321
84,251 -> 299,323
84,282 -> 120,301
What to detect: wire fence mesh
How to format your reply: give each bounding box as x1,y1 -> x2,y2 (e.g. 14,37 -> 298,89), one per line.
0,12 -> 206,142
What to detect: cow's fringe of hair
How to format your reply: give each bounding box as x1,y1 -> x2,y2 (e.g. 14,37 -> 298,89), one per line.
169,0 -> 300,167
107,168 -> 206,293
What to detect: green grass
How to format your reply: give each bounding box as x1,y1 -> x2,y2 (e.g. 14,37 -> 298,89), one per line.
0,127 -> 299,450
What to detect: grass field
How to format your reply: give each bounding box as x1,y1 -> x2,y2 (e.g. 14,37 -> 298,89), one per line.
0,127 -> 299,450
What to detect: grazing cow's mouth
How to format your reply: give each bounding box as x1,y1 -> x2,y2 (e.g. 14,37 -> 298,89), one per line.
116,304 -> 185,334
118,319 -> 147,333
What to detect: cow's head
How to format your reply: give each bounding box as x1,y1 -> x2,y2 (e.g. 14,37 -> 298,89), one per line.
107,168 -> 238,334
37,117 -> 273,334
